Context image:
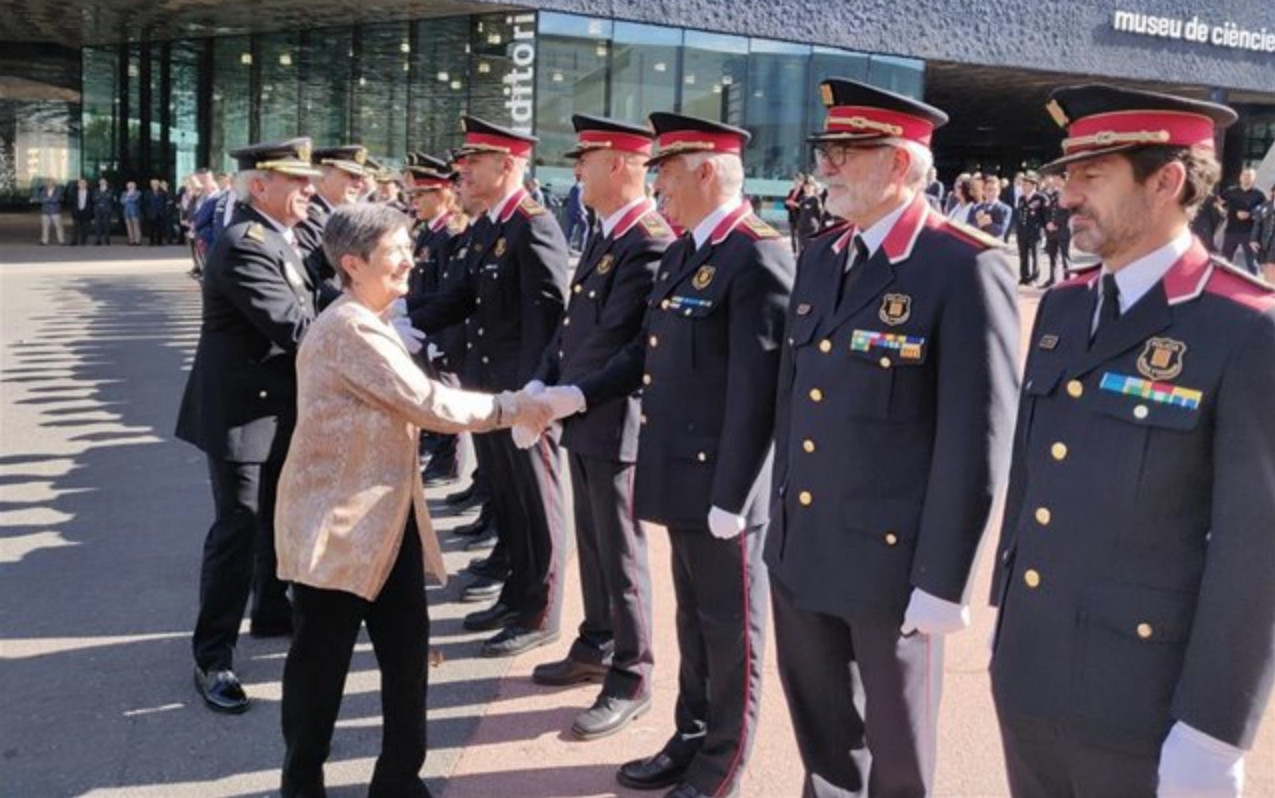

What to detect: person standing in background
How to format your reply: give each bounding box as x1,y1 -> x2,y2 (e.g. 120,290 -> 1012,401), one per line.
38,178 -> 65,245
93,178 -> 115,245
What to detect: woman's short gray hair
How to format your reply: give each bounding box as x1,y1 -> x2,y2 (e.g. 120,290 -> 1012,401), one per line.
322,203 -> 410,285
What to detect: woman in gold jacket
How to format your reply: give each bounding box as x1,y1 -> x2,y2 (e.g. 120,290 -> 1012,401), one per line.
274,202 -> 550,798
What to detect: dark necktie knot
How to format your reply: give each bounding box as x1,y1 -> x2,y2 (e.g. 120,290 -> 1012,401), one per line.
846,235 -> 869,274
1100,273 -> 1120,326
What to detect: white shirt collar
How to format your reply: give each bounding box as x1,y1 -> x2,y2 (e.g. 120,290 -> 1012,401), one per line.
854,197 -> 912,260
691,196 -> 744,250
601,196 -> 650,239
254,207 -> 296,245
1102,229 -> 1193,314
486,186 -> 523,223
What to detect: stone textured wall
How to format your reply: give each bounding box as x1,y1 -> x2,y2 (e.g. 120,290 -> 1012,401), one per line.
502,0 -> 1275,94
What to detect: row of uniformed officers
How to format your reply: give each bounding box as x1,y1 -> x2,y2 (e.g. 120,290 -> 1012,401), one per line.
175,75 -> 1275,798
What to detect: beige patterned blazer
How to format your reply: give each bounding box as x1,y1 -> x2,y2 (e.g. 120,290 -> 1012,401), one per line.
276,295 -> 510,600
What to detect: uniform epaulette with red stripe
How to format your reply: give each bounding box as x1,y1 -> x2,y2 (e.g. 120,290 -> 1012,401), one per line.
932,215 -> 1003,250
1204,257 -> 1275,311
740,215 -> 781,240
1052,262 -> 1102,290
814,220 -> 853,239
638,212 -> 674,239
517,196 -> 546,217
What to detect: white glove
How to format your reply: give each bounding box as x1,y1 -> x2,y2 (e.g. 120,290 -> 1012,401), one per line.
391,316 -> 425,355
541,385 -> 586,420
390,298 -> 408,319
1158,722 -> 1244,797
523,380 -> 546,396
512,424 -> 540,449
900,588 -> 970,636
707,506 -> 746,540
426,343 -> 444,363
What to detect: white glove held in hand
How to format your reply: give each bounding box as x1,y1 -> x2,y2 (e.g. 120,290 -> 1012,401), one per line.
707,506 -> 747,540
1158,722 -> 1244,797
391,316 -> 425,355
900,588 -> 970,636
541,385 -> 586,420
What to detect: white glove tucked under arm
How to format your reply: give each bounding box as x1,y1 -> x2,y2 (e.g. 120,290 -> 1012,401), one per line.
1158,722 -> 1244,797
900,588 -> 970,636
707,506 -> 746,540
391,316 -> 425,355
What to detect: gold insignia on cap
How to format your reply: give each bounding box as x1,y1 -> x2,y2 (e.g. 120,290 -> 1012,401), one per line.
296,141 -> 312,163
1045,99 -> 1069,128
692,265 -> 716,291
354,148 -> 367,165
596,254 -> 615,275
494,238 -> 506,257
819,83 -> 834,107
1137,337 -> 1186,381
1038,334 -> 1059,350
879,293 -> 912,326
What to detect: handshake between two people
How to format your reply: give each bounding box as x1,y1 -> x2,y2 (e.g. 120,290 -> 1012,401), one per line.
508,380 -> 585,449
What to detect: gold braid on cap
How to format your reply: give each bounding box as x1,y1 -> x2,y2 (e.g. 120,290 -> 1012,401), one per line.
826,112 -> 903,137
1062,129 -> 1172,152
656,140 -> 716,155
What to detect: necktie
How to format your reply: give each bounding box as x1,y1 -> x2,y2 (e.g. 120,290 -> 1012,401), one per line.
836,235 -> 869,310
1092,273 -> 1120,343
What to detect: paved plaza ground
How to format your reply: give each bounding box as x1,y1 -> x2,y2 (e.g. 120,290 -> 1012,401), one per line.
1,240 -> 1272,797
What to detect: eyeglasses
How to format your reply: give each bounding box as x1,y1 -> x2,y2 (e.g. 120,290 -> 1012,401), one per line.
813,143 -> 884,168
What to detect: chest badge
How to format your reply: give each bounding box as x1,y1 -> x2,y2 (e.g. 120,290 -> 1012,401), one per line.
494,237 -> 507,257
1137,337 -> 1186,381
1038,334 -> 1059,350
473,242 -> 485,254
796,303 -> 812,316
596,254 -> 615,275
419,246 -> 431,263
879,293 -> 912,326
692,265 -> 716,291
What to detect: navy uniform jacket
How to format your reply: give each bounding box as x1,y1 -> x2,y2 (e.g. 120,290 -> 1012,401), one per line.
577,204 -> 794,527
409,188 -> 568,392
1043,190 -> 1071,242
1017,191 -> 1049,239
990,241 -> 1275,754
175,204 -> 316,464
764,194 -> 1020,618
534,200 -> 673,463
293,195 -> 342,310
408,212 -> 464,300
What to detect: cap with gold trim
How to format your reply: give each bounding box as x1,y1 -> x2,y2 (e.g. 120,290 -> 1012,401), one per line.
311,144 -> 369,177
646,112 -> 750,166
564,114 -> 655,160
454,115 -> 538,159
229,137 -> 323,177
361,156 -> 397,183
403,152 -> 456,192
808,78 -> 948,147
1041,84 -> 1237,173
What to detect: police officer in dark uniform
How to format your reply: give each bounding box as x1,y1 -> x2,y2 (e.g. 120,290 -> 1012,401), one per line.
1041,173 -> 1072,286
175,138 -> 321,713
990,85 -> 1275,797
1017,171 -> 1048,285
762,79 -> 1020,798
518,115 -> 673,741
293,144 -> 368,309
536,113 -> 794,798
401,117 -> 570,657
400,153 -> 469,486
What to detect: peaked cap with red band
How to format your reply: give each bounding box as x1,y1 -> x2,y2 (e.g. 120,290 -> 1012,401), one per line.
454,115 -> 538,160
403,152 -> 456,191
1041,83 -> 1236,173
809,78 -> 948,147
646,112 -> 751,166
564,114 -> 655,160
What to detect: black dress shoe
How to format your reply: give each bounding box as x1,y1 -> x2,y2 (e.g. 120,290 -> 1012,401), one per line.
422,457 -> 458,487
532,657 -> 609,687
573,693 -> 652,740
444,484 -> 481,507
460,575 -> 504,603
617,752 -> 690,791
481,625 -> 560,657
462,603 -> 518,631
664,783 -> 733,798
466,557 -> 510,580
194,666 -> 250,714
452,514 -> 491,537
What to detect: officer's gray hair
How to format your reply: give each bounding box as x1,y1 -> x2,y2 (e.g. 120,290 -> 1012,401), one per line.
323,202 -> 410,285
881,138 -> 934,191
232,170 -> 264,206
682,151 -> 744,197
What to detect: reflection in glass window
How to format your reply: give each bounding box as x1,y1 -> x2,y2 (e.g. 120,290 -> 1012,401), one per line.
409,16 -> 469,158
611,22 -> 680,125
259,33 -> 301,144
170,41 -> 203,181
301,28 -> 353,149
354,23 -> 411,165
82,47 -> 120,181
746,38 -> 810,183
210,36 -> 252,173
681,31 -> 748,125
867,54 -> 924,97
537,13 -> 611,169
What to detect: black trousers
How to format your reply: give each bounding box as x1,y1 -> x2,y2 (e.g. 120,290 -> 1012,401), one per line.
771,579 -> 943,798
1018,231 -> 1040,281
996,712 -> 1157,798
566,452 -> 654,699
1222,232 -> 1258,274
474,429 -> 567,630
73,214 -> 91,245
659,524 -> 767,797
1044,234 -> 1071,281
281,518 -> 431,798
192,456 -> 292,671
93,212 -> 111,244
146,216 -> 164,245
